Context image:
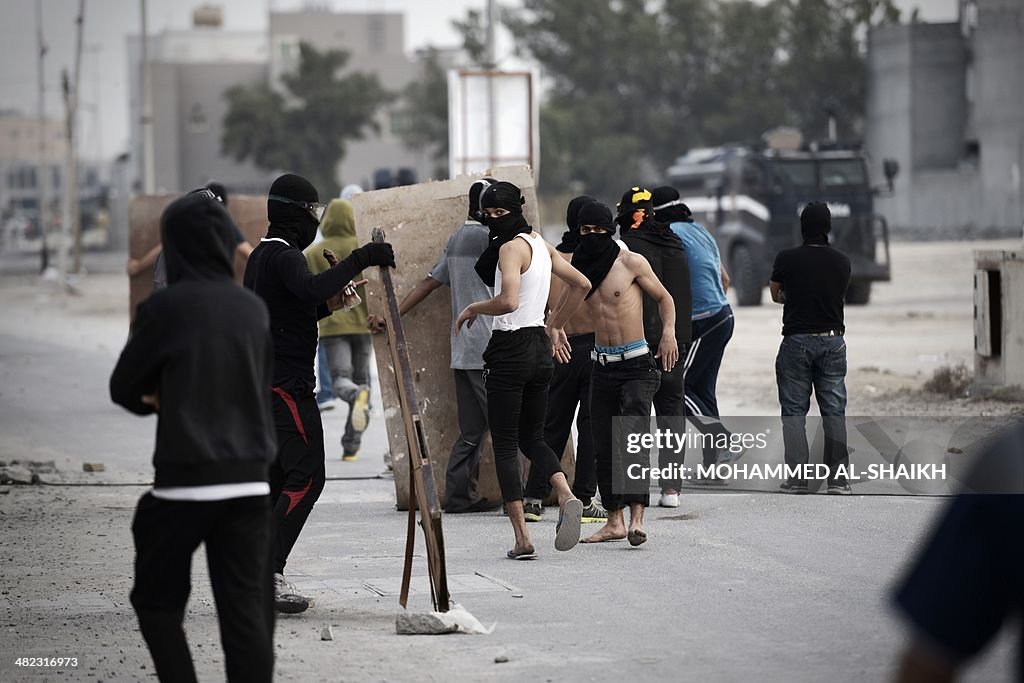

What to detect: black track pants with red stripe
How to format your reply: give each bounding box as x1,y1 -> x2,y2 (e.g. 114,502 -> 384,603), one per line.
269,387 -> 326,574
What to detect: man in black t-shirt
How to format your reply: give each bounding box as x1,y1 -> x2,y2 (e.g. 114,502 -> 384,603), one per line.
769,202 -> 852,494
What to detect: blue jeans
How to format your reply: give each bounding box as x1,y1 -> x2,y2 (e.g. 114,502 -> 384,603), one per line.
316,344 -> 334,404
775,334 -> 849,482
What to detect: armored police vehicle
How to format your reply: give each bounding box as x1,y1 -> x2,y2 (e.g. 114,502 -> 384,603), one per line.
665,141 -> 895,305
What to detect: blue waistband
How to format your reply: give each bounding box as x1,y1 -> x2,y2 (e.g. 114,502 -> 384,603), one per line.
594,339 -> 647,355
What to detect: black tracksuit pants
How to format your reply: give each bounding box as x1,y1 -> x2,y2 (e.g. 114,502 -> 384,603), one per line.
130,493 -> 274,683
683,305 -> 735,466
652,342 -> 687,492
483,327 -> 564,503
269,385 -> 326,574
523,333 -> 598,506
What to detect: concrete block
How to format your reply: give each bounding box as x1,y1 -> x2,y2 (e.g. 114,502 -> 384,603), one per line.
395,612 -> 457,635
0,465 -> 33,485
352,166 -> 575,510
128,194 -> 271,322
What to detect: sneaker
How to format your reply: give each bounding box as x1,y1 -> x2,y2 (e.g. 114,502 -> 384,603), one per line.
350,385 -> 371,433
523,502 -> 544,522
273,573 -> 309,614
317,398 -> 336,412
827,481 -> 853,495
658,492 -> 680,508
580,502 -> 608,523
779,478 -> 809,494
342,451 -> 359,462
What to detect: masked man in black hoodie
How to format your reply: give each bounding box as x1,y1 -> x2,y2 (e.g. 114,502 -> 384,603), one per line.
110,190 -> 277,683
617,187 -> 693,508
244,173 -> 395,613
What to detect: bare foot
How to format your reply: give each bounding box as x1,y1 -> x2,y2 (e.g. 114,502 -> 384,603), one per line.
627,527 -> 647,546
581,521 -> 628,543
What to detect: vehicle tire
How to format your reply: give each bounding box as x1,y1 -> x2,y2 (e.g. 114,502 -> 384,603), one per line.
731,243 -> 762,307
845,281 -> 871,305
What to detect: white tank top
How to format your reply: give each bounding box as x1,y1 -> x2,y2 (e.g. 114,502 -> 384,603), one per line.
493,232 -> 551,331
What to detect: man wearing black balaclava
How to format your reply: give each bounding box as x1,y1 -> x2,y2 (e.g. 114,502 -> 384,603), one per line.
569,200 -> 680,546
457,180 -> 592,559
653,184 -> 735,493
769,201 -> 852,495
521,196 -> 610,526
617,186 -> 693,508
111,191 -> 276,682
244,172 -> 395,613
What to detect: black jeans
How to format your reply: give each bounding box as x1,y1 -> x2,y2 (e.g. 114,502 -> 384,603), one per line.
131,493 -> 274,683
651,342 -> 687,492
591,352 -> 661,511
444,369 -> 489,512
269,385 -> 326,574
483,327 -> 564,503
523,333 -> 597,505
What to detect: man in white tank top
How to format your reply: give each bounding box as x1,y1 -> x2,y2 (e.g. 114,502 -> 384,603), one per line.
455,181 -> 592,560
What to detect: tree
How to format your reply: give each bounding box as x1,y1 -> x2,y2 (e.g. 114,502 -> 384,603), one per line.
222,42 -> 392,198
394,48 -> 449,180
505,0 -> 900,198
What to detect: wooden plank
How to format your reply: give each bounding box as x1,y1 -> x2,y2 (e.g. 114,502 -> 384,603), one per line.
374,226 -> 450,613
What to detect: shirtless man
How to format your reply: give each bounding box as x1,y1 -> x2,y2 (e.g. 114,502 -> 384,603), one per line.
569,201 -> 679,545
521,195 -> 607,524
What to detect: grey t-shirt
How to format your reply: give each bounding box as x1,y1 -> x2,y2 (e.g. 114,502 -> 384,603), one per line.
430,222 -> 493,370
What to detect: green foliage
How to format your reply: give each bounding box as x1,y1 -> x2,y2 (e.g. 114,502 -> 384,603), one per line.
394,48 -> 450,179
506,0 -> 900,197
222,42 -> 392,198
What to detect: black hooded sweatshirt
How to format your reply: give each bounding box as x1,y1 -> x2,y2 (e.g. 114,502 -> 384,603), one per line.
243,176 -> 367,393
109,193 -> 277,488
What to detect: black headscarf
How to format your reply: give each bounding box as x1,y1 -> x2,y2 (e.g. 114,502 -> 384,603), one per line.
266,173 -> 320,250
556,194 -> 597,253
160,191 -> 236,285
651,185 -> 692,225
616,185 -> 683,249
571,201 -> 620,298
473,181 -> 531,286
801,202 -> 831,245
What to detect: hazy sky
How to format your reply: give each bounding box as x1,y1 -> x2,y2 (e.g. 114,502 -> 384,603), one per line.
0,0 -> 957,162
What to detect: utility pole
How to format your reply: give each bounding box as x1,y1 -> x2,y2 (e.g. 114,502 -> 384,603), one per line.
140,0 -> 155,194
485,0 -> 498,170
70,2 -> 86,274
36,0 -> 50,274
58,2 -> 86,287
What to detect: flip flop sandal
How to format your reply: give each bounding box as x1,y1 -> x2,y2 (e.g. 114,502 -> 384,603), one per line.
507,548 -> 537,560
555,498 -> 584,551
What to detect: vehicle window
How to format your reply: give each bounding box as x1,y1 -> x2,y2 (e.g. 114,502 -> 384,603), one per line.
772,160 -> 817,188
821,159 -> 867,187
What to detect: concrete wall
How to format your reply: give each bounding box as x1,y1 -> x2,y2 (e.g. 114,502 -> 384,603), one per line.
867,2 -> 1024,236
973,0 -> 1024,231
173,63 -> 277,194
910,24 -> 966,171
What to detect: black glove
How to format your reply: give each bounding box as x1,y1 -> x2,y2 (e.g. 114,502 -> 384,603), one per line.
351,242 -> 396,270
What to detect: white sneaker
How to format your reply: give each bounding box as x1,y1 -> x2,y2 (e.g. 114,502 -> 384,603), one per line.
274,572 -> 310,614
658,492 -> 680,508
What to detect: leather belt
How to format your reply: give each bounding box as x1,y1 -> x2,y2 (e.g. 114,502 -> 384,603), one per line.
591,344 -> 650,365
